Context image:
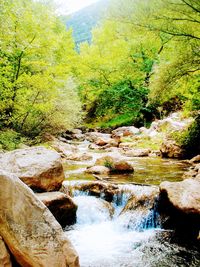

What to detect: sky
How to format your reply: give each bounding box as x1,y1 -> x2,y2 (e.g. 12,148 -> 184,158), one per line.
54,0 -> 100,14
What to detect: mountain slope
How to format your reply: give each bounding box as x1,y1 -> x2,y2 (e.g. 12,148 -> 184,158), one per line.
65,0 -> 108,47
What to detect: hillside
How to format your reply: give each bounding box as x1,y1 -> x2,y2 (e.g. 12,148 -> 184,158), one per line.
65,0 -> 109,48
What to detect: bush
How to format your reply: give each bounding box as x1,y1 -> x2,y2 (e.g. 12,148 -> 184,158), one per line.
173,115 -> 200,158
0,130 -> 26,151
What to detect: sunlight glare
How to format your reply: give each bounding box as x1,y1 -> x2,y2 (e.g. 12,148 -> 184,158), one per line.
55,0 -> 100,14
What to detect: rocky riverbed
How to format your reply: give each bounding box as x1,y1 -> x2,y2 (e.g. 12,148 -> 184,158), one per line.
0,112 -> 199,266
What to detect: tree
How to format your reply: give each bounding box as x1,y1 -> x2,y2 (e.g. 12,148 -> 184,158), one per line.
0,0 -> 82,136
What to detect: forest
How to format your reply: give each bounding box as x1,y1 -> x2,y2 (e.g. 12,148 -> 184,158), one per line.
0,0 -> 199,152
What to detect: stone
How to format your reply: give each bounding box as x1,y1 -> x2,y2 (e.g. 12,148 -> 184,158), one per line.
0,236 -> 12,267
65,153 -> 93,161
36,192 -> 77,227
160,140 -> 185,159
121,187 -> 159,215
118,142 -> 134,149
51,140 -> 78,157
62,181 -> 119,202
85,166 -> 110,175
160,179 -> 200,215
112,126 -> 140,138
159,178 -> 200,239
85,132 -> 112,143
122,148 -> 151,157
189,155 -> 200,164
0,170 -> 79,267
0,147 -> 64,192
95,155 -> 134,173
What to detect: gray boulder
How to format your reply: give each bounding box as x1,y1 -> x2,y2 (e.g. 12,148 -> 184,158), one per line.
0,147 -> 64,192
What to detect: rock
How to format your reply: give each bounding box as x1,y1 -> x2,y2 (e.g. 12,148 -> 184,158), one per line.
51,140 -> 92,161
122,148 -> 151,157
85,166 -> 110,175
119,142 -> 134,149
62,129 -> 85,141
160,179 -> 200,215
119,187 -> 159,229
149,113 -> 193,133
121,187 -> 158,215
36,192 -> 77,227
159,178 -> 200,239
0,147 -> 64,192
51,140 -> 78,156
85,132 -> 111,143
95,155 -> 134,173
0,236 -> 12,267
160,140 -> 185,159
112,126 -> 140,138
0,170 -> 79,267
65,152 -> 93,161
88,143 -> 102,150
62,181 -> 119,202
189,155 -> 200,164
95,138 -> 110,146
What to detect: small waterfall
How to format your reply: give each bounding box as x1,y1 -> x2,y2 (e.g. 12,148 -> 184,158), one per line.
73,195 -> 113,225
64,180 -> 199,267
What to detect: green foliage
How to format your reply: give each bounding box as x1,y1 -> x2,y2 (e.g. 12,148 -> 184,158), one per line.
172,115 -> 200,157
0,130 -> 25,150
0,0 -> 82,137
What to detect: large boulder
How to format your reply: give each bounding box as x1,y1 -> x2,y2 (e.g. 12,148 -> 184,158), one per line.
0,147 -> 64,192
160,139 -> 185,159
160,179 -> 200,215
95,155 -> 134,173
36,192 -> 77,227
0,171 -> 79,267
0,236 -> 12,267
159,178 -> 200,239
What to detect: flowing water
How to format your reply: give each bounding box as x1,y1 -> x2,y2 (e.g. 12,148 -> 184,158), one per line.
63,141 -> 199,266
65,182 -> 200,267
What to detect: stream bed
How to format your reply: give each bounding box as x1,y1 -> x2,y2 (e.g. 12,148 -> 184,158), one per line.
63,141 -> 200,267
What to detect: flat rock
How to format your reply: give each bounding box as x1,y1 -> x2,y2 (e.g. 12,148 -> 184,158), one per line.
0,147 -> 64,192
0,170 -> 79,267
36,192 -> 77,227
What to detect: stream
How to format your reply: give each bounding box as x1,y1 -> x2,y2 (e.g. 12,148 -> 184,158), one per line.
63,141 -> 200,267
